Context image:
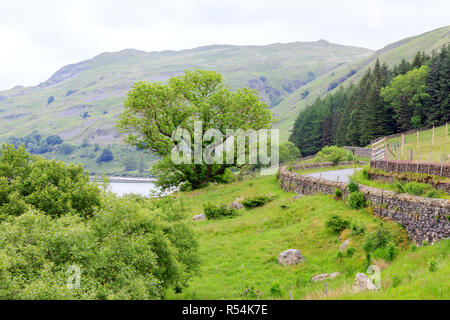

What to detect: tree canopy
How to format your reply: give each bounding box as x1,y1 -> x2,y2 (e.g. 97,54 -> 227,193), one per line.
290,44 -> 450,155
118,70 -> 273,189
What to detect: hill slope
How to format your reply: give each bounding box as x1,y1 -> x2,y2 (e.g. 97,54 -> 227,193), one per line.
0,41 -> 372,144
273,25 -> 450,140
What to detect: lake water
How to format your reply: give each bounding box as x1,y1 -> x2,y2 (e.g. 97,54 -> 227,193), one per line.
108,181 -> 159,197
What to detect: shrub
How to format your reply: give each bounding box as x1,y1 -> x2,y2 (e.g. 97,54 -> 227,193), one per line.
58,143 -> 76,155
350,222 -> 367,236
326,214 -> 350,234
213,168 -> 236,184
279,142 -> 302,164
346,247 -> 356,258
393,181 -> 405,194
179,181 -> 193,192
45,135 -> 63,146
362,167 -> 370,179
428,257 -> 438,272
348,191 -> 366,210
0,196 -> 200,299
0,145 -> 103,218
203,203 -> 237,220
242,194 -> 277,209
97,149 -> 114,163
270,282 -> 282,297
373,240 -> 398,262
334,188 -> 343,199
426,189 -> 443,199
363,227 -> 395,260
392,276 -> 402,288
316,146 -> 354,166
403,182 -> 428,196
347,181 -> 359,193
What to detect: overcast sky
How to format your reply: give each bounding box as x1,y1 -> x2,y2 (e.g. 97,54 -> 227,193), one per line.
0,0 -> 449,90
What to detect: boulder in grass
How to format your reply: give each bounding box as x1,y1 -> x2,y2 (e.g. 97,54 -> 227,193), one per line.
193,214 -> 206,221
339,239 -> 351,251
228,202 -> 244,210
311,272 -> 341,282
278,249 -> 305,266
352,273 -> 378,292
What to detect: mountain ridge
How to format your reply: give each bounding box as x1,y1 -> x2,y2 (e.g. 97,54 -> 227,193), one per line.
0,39 -> 373,144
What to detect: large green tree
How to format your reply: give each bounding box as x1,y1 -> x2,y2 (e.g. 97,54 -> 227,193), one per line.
381,65 -> 430,130
118,70 -> 273,190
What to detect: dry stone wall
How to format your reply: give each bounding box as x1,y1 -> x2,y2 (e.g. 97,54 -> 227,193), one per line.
371,160 -> 450,177
279,166 -> 450,244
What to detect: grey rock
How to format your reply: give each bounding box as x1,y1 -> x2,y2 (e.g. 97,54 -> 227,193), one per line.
311,272 -> 341,282
228,202 -> 244,210
339,239 -> 351,251
352,273 -> 377,292
278,249 -> 305,266
193,214 -> 206,221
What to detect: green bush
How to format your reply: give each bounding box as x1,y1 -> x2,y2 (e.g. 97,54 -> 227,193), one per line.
179,181 -> 193,192
203,203 -> 237,220
0,145 -> 103,218
348,191 -> 366,210
347,181 -> 359,193
373,240 -> 398,262
326,214 -> 350,234
362,167 -> 370,179
350,222 -> 367,236
213,168 -> 236,184
58,143 -> 76,155
0,196 -> 200,299
363,227 -> 397,262
428,257 -> 438,272
346,247 -> 356,258
403,182 -> 429,196
242,194 -> 277,209
316,146 -> 354,166
97,149 -> 114,163
394,181 -> 431,197
334,188 -> 343,199
426,189 -> 443,199
279,142 -> 302,164
270,282 -> 282,297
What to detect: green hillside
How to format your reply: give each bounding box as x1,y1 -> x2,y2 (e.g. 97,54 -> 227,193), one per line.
0,41 -> 372,145
385,124 -> 450,162
165,175 -> 449,300
273,25 -> 450,140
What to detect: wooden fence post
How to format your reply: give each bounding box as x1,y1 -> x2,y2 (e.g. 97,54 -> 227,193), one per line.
401,134 -> 404,158
446,123 -> 448,143
432,126 -> 435,146
417,131 -> 419,151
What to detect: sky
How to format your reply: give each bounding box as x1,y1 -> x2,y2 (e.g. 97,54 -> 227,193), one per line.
0,0 -> 449,90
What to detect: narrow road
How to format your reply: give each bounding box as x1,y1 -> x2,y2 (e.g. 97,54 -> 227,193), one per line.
305,168 -> 362,184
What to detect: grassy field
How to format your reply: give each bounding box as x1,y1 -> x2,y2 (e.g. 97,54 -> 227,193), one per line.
165,175 -> 449,300
384,124 -> 450,162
